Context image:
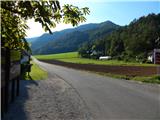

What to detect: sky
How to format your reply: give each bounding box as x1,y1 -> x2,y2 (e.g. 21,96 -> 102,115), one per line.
26,0 -> 160,38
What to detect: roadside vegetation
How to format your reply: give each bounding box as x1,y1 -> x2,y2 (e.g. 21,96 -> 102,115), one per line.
35,52 -> 160,84
132,75 -> 160,84
35,52 -> 155,66
24,61 -> 48,80
94,72 -> 160,84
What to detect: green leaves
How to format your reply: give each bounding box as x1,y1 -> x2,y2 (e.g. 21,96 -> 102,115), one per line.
62,4 -> 90,26
81,7 -> 90,15
1,8 -> 28,50
1,0 -> 90,50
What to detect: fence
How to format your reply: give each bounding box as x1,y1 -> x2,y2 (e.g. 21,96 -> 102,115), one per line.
1,48 -> 21,118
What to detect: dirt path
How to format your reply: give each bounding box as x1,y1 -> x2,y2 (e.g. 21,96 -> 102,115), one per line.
3,74 -> 91,120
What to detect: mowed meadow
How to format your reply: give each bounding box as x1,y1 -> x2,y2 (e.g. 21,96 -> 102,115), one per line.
34,52 -> 155,66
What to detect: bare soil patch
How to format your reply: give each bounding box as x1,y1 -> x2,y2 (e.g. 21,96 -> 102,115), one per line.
40,60 -> 158,77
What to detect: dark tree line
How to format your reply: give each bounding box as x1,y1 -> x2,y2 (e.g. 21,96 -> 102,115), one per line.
79,13 -> 160,62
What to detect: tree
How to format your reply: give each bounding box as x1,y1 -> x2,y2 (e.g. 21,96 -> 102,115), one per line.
1,0 -> 90,50
109,13 -> 160,62
78,13 -> 160,62
78,42 -> 92,58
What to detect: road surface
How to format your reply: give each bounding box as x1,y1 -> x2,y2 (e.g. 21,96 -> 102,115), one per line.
35,59 -> 160,120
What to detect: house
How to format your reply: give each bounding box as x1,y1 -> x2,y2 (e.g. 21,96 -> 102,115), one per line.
153,49 -> 160,64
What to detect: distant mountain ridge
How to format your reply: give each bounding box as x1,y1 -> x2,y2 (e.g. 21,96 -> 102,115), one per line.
27,20 -> 119,55
26,36 -> 39,43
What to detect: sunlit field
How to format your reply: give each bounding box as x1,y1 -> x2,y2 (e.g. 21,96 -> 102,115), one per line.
35,52 -> 155,66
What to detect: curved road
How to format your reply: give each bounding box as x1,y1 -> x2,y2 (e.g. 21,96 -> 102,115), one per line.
35,59 -> 160,120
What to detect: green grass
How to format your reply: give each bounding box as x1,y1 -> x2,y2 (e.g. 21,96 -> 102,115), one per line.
35,52 -> 159,83
93,72 -> 160,84
35,52 -> 155,66
132,75 -> 160,84
24,61 -> 48,80
35,52 -> 78,60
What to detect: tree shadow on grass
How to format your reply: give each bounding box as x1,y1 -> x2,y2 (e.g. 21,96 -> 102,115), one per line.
2,79 -> 39,120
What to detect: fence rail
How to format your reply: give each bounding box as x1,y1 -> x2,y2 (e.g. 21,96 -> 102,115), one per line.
1,48 -> 21,118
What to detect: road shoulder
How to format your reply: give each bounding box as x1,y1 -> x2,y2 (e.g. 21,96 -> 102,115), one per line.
3,74 -> 92,120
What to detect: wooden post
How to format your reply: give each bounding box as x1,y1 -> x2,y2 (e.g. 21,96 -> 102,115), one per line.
4,48 -> 10,112
154,49 -> 156,64
1,48 -> 5,118
157,66 -> 160,75
11,79 -> 15,102
16,76 -> 20,96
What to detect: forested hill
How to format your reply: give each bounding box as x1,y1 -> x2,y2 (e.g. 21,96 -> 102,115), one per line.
79,13 -> 160,62
27,20 -> 119,55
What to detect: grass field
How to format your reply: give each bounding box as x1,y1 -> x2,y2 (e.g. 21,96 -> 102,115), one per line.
24,61 -> 48,80
35,52 -> 159,84
35,52 -> 155,66
35,52 -> 78,60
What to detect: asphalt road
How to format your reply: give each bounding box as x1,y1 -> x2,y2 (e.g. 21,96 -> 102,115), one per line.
35,59 -> 160,120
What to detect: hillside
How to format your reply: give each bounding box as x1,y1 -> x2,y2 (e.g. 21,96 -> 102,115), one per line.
26,36 -> 39,43
79,13 -> 160,62
29,21 -> 119,55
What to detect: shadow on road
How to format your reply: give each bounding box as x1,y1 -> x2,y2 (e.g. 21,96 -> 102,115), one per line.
2,80 -> 38,120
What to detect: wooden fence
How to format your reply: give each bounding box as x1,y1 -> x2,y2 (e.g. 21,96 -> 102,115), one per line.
1,48 -> 21,118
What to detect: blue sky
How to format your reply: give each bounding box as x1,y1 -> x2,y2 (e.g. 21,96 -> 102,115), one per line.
26,0 -> 160,38
69,0 -> 160,25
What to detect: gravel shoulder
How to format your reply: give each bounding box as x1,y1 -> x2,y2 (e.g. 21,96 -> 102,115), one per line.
3,73 -> 91,120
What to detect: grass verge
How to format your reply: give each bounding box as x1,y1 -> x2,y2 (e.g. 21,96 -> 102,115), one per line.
24,61 -> 48,80
132,75 -> 160,84
93,72 -> 160,84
